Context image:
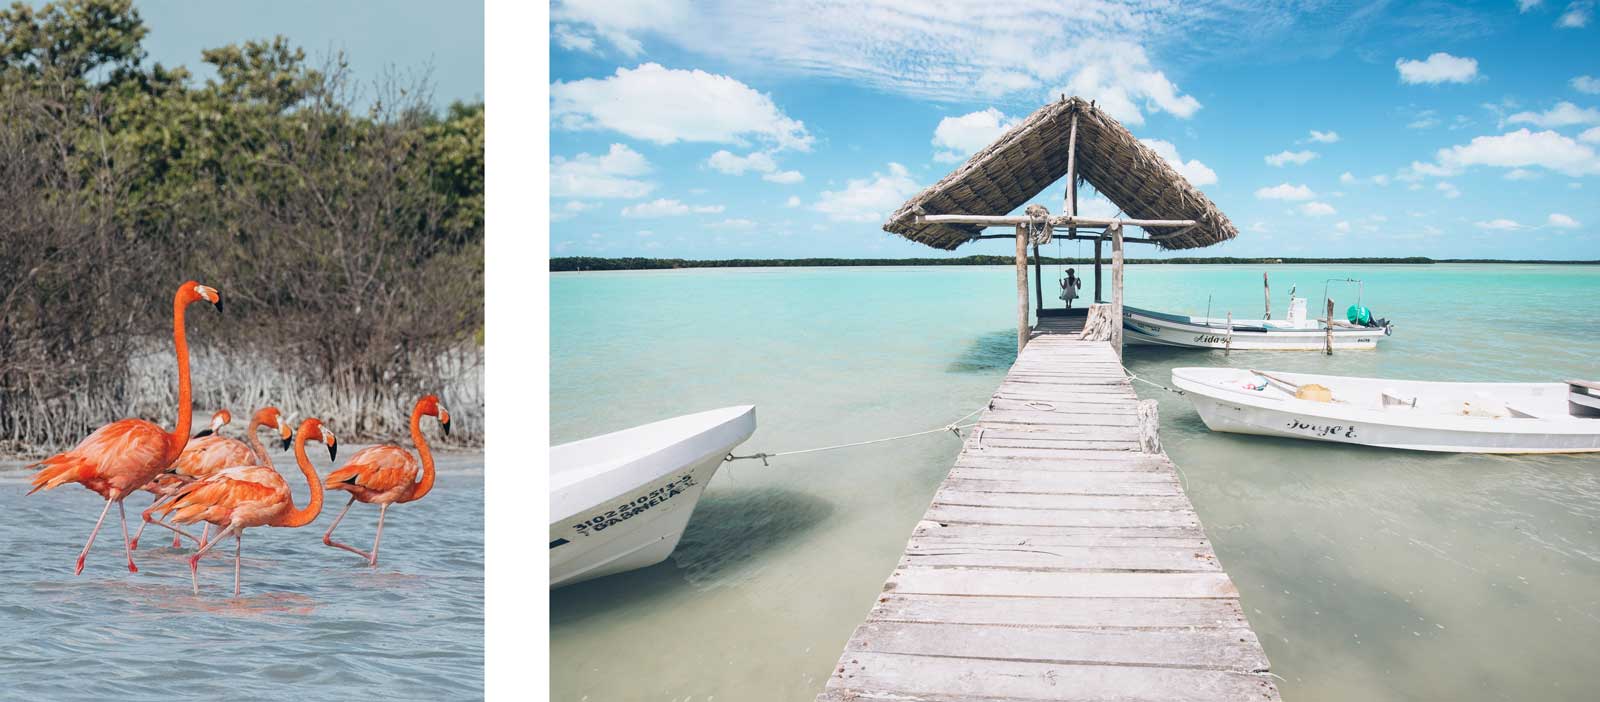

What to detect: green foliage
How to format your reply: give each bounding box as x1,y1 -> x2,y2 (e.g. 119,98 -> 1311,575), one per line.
0,0 -> 483,450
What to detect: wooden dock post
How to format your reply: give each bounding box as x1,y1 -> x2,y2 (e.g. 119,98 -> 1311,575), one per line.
1016,225 -> 1029,354
1110,222 -> 1124,360
1225,312 -> 1233,355
1324,299 -> 1335,355
1263,272 -> 1271,320
816,316 -> 1281,702
1032,242 -> 1044,313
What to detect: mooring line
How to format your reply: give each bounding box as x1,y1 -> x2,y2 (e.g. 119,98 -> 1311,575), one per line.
726,404 -> 989,466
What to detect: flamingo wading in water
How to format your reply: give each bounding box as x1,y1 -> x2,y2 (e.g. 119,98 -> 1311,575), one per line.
131,407 -> 293,550
155,417 -> 335,596
322,395 -> 449,567
27,281 -> 222,575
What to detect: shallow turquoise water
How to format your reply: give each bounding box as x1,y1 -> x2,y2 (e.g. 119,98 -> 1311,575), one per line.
551,264 -> 1600,701
0,451 -> 483,701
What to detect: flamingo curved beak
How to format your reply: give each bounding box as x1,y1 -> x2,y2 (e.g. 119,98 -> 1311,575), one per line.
212,293 -> 224,314
442,418 -> 451,437
192,429 -> 214,438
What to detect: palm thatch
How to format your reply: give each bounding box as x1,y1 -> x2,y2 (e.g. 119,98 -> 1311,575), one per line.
885,96 -> 1236,250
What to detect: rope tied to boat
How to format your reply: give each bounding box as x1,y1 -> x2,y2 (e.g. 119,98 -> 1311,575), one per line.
725,403 -> 990,465
1123,365 -> 1184,395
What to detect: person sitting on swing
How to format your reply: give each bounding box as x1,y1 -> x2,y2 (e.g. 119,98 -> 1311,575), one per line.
1059,268 -> 1081,308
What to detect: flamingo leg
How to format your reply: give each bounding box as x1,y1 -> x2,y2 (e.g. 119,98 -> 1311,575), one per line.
129,494 -> 161,550
233,530 -> 243,598
118,500 -> 138,573
369,503 -> 389,568
322,496 -> 374,562
75,497 -> 115,576
188,523 -> 239,595
140,517 -> 203,547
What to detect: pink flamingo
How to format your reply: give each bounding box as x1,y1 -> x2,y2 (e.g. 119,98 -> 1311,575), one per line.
27,281 -> 222,575
131,407 -> 293,550
155,417 -> 334,596
321,395 -> 449,567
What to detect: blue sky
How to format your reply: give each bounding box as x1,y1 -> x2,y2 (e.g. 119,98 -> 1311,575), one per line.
549,1 -> 1600,260
134,0 -> 483,107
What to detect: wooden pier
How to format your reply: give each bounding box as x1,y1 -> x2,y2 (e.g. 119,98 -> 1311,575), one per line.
816,318 -> 1280,701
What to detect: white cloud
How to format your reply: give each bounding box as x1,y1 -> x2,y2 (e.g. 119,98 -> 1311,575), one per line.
784,196 -> 801,208
1139,139 -> 1217,186
1475,218 -> 1525,230
933,108 -> 1019,163
553,4 -> 1206,124
552,63 -> 812,150
1435,128 -> 1600,177
1308,130 -> 1340,143
1301,201 -> 1337,216
1045,40 -> 1202,125
763,170 -> 804,184
1408,109 -> 1441,129
707,149 -> 806,184
1549,213 -> 1581,228
1340,172 -> 1356,185
551,144 -> 654,199
1574,76 -> 1600,94
710,218 -> 757,229
813,162 -> 920,222
1255,183 -> 1316,200
553,25 -> 601,54
620,198 -> 725,217
707,150 -> 778,175
1558,1 -> 1593,28
550,0 -> 689,56
1582,126 -> 1600,143
1507,101 -> 1600,128
551,200 -> 598,221
1395,53 -> 1478,84
1504,169 -> 1539,180
1436,182 -> 1461,198
1520,0 -> 1543,11
1265,149 -> 1318,167
1335,221 -> 1351,233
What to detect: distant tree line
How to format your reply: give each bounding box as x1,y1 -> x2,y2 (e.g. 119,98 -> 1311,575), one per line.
0,0 -> 482,453
549,255 -> 1600,272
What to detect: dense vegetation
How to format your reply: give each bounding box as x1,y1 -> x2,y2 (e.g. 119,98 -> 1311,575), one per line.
549,256 -> 1600,272
0,0 -> 482,453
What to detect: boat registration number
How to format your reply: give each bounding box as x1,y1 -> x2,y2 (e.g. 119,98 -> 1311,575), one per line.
1286,418 -> 1357,439
570,474 -> 697,536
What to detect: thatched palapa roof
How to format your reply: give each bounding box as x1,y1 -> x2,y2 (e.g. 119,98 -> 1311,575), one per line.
885,97 -> 1237,251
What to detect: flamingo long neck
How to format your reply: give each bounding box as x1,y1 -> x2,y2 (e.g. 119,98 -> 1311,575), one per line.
245,415 -> 270,465
404,403 -> 436,502
166,292 -> 194,463
277,430 -> 325,528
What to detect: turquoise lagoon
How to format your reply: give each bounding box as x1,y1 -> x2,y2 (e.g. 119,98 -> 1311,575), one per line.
551,264 -> 1600,701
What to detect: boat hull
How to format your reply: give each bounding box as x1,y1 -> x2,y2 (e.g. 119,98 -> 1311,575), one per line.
1125,307 -> 1387,350
550,406 -> 757,588
1173,368 -> 1600,454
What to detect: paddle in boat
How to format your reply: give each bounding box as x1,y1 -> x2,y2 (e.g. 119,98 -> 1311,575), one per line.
1172,368 -> 1600,453
1125,278 -> 1393,351
550,405 -> 756,588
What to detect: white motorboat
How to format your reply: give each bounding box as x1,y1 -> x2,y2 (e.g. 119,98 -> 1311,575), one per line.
1125,298 -> 1391,351
550,405 -> 757,588
1172,368 -> 1600,454
1125,278 -> 1393,351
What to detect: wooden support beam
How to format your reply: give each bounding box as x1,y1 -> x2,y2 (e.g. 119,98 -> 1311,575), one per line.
1016,225 -> 1029,354
1111,223 -> 1124,359
1094,237 -> 1103,303
1147,223 -> 1200,241
919,214 -> 1197,229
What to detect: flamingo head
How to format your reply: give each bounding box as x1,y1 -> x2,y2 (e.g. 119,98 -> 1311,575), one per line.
296,418 -> 337,462
418,394 -> 451,437
252,407 -> 294,451
194,409 -> 231,438
179,281 -> 223,313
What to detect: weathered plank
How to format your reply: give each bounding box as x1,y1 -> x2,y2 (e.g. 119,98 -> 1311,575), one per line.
903,539 -> 1221,571
925,504 -> 1199,528
819,653 -> 1278,702
869,593 -> 1253,629
844,621 -> 1269,671
889,567 -> 1239,598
